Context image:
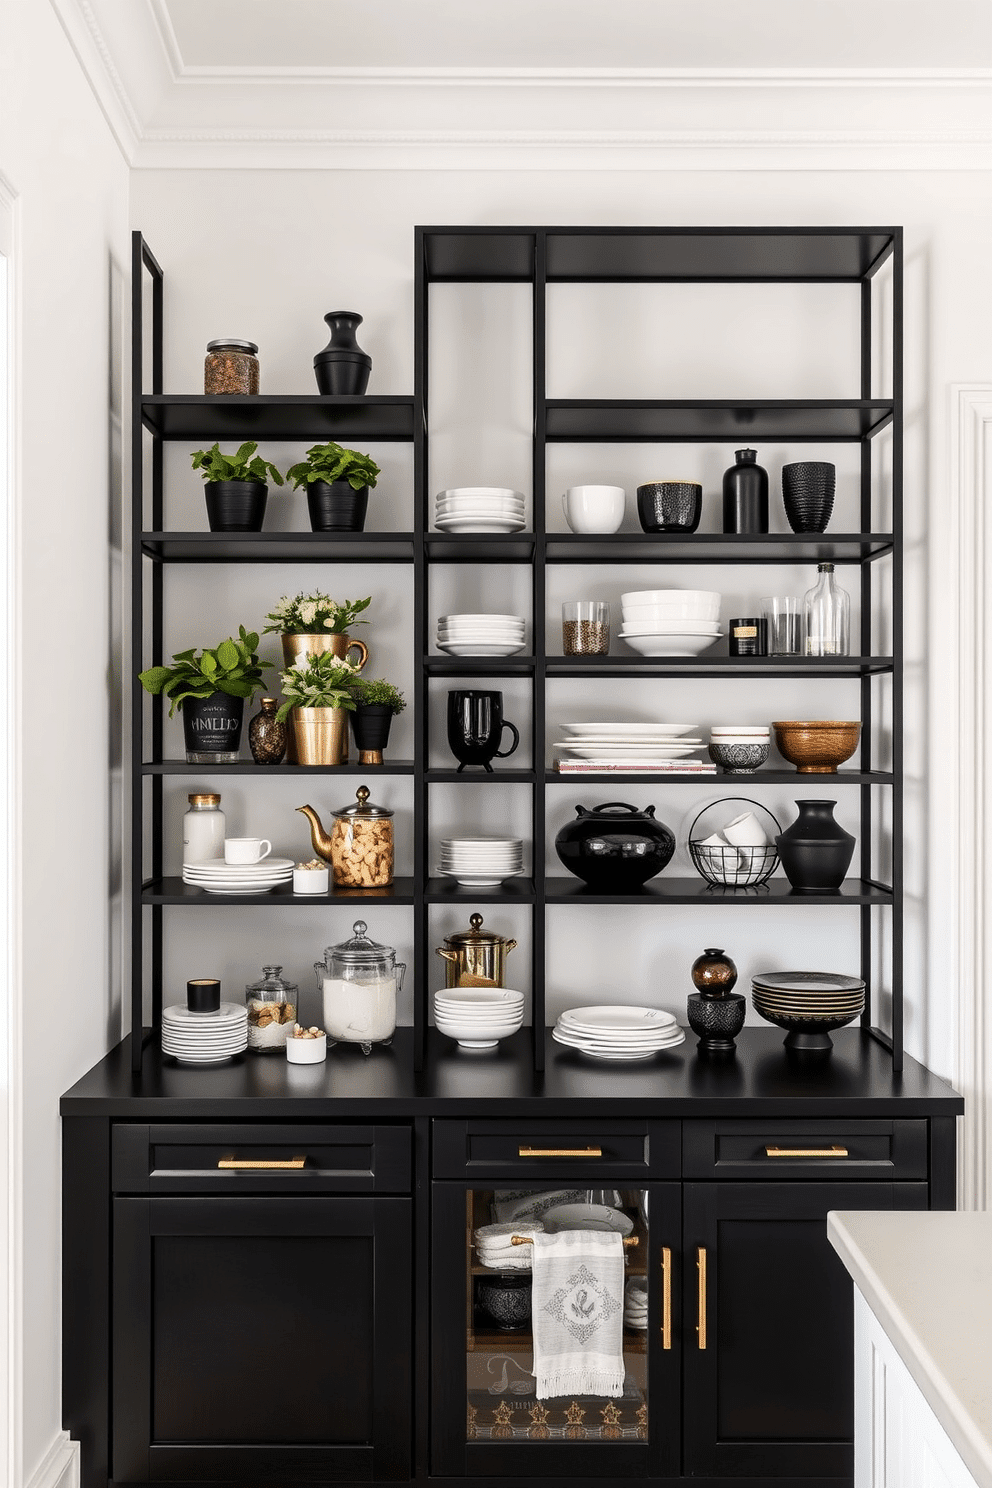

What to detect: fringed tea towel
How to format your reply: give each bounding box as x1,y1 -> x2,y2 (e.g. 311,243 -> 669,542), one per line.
530,1230 -> 625,1399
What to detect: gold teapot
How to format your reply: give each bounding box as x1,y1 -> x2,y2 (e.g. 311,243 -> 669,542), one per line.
436,913 -> 518,988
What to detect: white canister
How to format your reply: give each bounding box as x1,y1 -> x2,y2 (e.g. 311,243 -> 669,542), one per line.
182,793 -> 225,863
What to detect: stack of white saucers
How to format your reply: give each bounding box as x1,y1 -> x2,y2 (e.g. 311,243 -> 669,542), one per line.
433,988 -> 525,1049
161,1002 -> 248,1065
439,836 -> 524,885
624,1278 -> 648,1331
434,487 -> 526,534
619,589 -> 723,657
182,857 -> 295,895
552,1005 -> 685,1061
436,613 -> 527,656
554,720 -> 705,766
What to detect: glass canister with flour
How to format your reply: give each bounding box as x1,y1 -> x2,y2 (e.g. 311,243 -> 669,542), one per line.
316,920 -> 405,1053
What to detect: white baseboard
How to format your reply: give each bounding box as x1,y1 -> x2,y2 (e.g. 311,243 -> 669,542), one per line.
24,1433 -> 79,1488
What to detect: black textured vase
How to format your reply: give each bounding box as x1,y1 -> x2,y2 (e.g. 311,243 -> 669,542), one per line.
307,480 -> 369,532
781,461 -> 836,534
204,480 -> 267,533
313,311 -> 372,395
775,799 -> 855,893
248,696 -> 287,764
476,1273 -> 532,1332
722,448 -> 768,534
636,480 -> 702,533
687,992 -> 746,1053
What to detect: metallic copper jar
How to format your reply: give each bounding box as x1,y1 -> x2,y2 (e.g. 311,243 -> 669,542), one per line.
435,913 -> 518,988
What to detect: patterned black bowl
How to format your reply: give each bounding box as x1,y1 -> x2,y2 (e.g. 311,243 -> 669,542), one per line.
636,481 -> 702,533
477,1273 -> 532,1332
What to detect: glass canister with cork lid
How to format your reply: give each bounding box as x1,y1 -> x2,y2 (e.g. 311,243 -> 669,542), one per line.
330,786 -> 394,888
316,921 -> 405,1053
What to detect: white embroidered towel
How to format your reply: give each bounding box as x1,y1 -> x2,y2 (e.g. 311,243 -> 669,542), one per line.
530,1230 -> 625,1400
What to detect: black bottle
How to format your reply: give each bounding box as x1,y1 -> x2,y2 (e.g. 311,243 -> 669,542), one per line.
723,448 -> 769,534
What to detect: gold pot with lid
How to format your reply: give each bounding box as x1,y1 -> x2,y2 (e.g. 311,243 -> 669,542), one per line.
435,913 -> 518,988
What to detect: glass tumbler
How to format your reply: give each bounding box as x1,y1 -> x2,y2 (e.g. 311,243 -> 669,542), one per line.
562,601 -> 610,655
761,596 -> 803,656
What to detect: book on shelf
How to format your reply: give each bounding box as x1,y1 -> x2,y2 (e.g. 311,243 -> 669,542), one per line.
554,759 -> 717,774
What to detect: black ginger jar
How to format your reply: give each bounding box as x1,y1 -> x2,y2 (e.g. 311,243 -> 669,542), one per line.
555,801 -> 675,891
775,799 -> 855,893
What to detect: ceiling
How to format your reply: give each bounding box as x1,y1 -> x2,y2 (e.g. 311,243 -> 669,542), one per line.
49,0 -> 992,170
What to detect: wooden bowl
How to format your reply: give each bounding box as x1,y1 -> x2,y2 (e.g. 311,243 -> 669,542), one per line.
772,720 -> 861,774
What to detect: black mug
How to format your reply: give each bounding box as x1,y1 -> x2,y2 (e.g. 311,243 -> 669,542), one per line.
447,691 -> 520,773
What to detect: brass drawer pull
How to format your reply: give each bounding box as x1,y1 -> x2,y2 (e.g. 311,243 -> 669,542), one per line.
217,1157 -> 306,1170
661,1246 -> 672,1350
764,1145 -> 849,1159
517,1145 -> 602,1158
510,1233 -> 638,1247
696,1246 -> 707,1350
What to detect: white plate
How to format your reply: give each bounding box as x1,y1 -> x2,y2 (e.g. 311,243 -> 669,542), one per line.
184,856 -> 294,874
437,487 -> 524,500
183,870 -> 292,884
555,744 -> 701,760
442,838 -> 523,848
622,633 -> 723,657
553,1019 -> 685,1046
560,723 -> 698,737
621,590 -> 720,606
752,971 -> 865,993
434,521 -> 526,534
439,872 -> 522,886
552,1029 -> 686,1060
162,1003 -> 246,1023
436,503 -> 525,516
440,613 -> 526,625
435,641 -> 528,657
560,1005 -> 678,1033
554,736 -> 702,748
553,1031 -> 685,1054
198,883 -> 285,895
438,626 -> 526,637
541,1203 -> 635,1236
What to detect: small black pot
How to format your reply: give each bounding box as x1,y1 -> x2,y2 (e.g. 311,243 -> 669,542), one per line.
204,480 -> 267,533
476,1273 -> 532,1332
775,799 -> 855,893
181,692 -> 245,761
351,705 -> 394,754
636,480 -> 702,533
307,479 -> 369,532
687,992 -> 746,1053
555,801 -> 675,891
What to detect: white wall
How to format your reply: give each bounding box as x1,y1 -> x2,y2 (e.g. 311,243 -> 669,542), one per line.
128,165 -> 987,1081
0,0 -> 130,1482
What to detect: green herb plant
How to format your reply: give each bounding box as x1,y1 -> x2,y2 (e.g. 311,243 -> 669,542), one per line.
138,627 -> 271,716
190,441 -> 284,486
348,677 -> 407,714
263,592 -> 371,635
276,652 -> 361,722
285,441 -> 381,492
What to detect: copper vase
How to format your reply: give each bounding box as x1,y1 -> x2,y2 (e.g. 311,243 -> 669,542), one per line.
290,707 -> 350,766
280,632 -> 368,761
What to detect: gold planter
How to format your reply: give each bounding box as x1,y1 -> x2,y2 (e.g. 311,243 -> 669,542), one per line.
281,632 -> 368,761
291,707 -> 350,767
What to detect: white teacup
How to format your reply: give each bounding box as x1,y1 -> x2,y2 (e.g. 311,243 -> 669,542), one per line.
562,485 -> 626,534
722,812 -> 768,849
224,837 -> 272,864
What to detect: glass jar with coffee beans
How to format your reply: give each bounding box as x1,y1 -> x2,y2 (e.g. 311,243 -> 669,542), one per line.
562,600 -> 610,656
204,339 -> 259,395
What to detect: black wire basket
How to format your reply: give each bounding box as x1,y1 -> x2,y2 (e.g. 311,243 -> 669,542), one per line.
687,799 -> 782,889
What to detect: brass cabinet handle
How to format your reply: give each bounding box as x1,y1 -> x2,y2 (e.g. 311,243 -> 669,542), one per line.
217,1157 -> 306,1170
764,1145 -> 849,1159
696,1246 -> 707,1350
517,1146 -> 602,1158
661,1246 -> 672,1350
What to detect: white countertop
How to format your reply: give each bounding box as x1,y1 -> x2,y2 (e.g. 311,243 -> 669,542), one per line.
828,1210 -> 992,1488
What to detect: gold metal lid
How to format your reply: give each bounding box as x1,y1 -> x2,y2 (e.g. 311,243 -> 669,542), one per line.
442,913 -> 510,947
188,793 -> 221,805
334,785 -> 393,819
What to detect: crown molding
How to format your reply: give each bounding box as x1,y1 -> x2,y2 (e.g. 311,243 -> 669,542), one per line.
171,65 -> 992,87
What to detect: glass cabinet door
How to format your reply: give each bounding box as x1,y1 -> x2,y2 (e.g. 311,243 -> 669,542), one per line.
432,1182 -> 679,1477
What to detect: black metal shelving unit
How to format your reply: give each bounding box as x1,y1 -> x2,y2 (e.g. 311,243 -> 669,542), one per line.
130,224 -> 903,1078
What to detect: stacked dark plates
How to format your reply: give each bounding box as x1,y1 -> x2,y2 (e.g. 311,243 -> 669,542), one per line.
751,971 -> 865,1051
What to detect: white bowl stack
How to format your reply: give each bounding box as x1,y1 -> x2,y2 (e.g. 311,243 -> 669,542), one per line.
439,836 -> 524,885
433,988 -> 525,1048
161,1002 -> 248,1065
182,857 -> 294,895
624,1278 -> 649,1331
434,487 -> 526,533
552,1004 -> 686,1060
436,613 -> 527,656
619,589 -> 723,657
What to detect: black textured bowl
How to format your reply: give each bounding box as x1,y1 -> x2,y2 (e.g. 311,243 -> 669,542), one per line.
636,481 -> 702,533
687,991 -> 746,1052
477,1273 -> 532,1331
781,462 -> 836,534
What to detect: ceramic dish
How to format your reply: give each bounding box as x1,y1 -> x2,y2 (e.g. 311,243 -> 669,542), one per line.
621,633 -> 722,657
560,723 -> 698,737
436,642 -> 528,657
434,517 -> 525,532
437,487 -> 524,500
541,1203 -> 635,1236
621,589 -> 720,606
619,621 -> 722,636
560,1005 -> 678,1032
751,971 -> 865,993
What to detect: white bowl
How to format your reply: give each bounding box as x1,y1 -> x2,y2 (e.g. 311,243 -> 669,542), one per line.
621,589 -> 721,606
710,725 -> 771,736
621,633 -> 722,657
622,602 -> 721,622
619,621 -> 722,636
286,1032 -> 327,1064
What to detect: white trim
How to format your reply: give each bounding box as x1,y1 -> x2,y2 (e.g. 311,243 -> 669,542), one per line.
947,386 -> 992,1212
25,1434 -> 79,1488
46,0 -> 142,164
170,65 -> 992,86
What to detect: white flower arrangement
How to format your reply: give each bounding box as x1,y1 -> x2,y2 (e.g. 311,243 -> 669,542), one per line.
263,592 -> 371,636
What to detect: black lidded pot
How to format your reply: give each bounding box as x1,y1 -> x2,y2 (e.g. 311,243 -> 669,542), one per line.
723,448 -> 769,534
554,801 -> 675,891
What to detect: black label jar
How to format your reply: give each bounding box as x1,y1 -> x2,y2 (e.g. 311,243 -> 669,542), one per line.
729,617 -> 768,657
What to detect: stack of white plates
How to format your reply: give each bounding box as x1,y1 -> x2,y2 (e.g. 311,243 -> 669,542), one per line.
433,987 -> 525,1048
434,487 -> 526,534
436,613 -> 526,657
182,857 -> 294,895
619,589 -> 723,657
161,1003 -> 248,1065
552,1005 -> 685,1061
555,720 -> 703,762
439,836 -> 524,885
624,1278 -> 649,1331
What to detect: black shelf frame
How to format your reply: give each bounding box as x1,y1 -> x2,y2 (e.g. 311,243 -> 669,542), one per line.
129,224 -> 904,1077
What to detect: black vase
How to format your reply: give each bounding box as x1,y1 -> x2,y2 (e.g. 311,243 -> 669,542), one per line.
782,461 -> 836,534
722,448 -> 768,534
775,799 -> 855,893
204,480 -> 267,533
687,992 -> 746,1053
181,692 -> 245,763
313,311 -> 372,396
351,704 -> 394,765
307,479 -> 369,532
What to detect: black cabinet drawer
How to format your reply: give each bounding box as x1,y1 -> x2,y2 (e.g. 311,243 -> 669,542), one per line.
433,1118 -> 679,1178
112,1123 -> 411,1194
683,1119 -> 928,1180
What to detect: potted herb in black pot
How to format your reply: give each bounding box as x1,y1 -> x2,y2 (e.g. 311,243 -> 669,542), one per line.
286,441 -> 381,532
347,677 -> 406,765
138,627 -> 271,763
190,441 -> 284,532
